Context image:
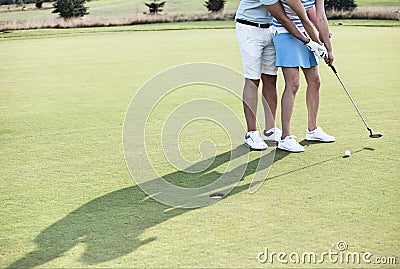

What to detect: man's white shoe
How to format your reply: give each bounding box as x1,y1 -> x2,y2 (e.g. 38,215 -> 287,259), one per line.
244,131 -> 268,150
306,127 -> 335,142
278,136 -> 304,152
263,127 -> 282,142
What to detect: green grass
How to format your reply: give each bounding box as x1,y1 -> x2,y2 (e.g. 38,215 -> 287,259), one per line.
329,19 -> 400,26
356,0 -> 400,7
0,21 -> 237,39
1,26 -> 399,268
0,19 -> 398,40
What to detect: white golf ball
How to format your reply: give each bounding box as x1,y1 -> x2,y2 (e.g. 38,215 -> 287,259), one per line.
344,150 -> 351,157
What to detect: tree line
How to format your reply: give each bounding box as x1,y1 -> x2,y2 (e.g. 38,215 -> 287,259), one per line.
1,0 -> 357,19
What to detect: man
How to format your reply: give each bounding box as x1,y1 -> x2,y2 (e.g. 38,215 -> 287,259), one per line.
236,0 -> 327,150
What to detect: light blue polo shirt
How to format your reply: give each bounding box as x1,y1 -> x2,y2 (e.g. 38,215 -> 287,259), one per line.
236,0 -> 279,24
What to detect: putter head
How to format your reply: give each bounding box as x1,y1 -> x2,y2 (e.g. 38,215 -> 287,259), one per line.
370,134 -> 383,138
367,127 -> 382,138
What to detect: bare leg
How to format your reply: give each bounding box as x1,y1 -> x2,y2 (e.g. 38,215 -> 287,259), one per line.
281,67 -> 300,139
261,73 -> 278,131
302,66 -> 321,131
243,78 -> 260,132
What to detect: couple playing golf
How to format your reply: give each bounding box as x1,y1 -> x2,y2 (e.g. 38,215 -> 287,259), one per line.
236,0 -> 335,152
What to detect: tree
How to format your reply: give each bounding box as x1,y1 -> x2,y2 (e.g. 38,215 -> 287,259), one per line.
144,0 -> 165,14
324,0 -> 357,11
52,0 -> 89,19
35,0 -> 43,8
204,0 -> 226,12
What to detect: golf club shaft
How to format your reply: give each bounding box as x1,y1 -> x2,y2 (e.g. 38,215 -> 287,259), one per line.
329,65 -> 371,131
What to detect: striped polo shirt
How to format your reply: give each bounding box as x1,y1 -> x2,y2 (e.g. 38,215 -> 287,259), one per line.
272,0 -> 315,33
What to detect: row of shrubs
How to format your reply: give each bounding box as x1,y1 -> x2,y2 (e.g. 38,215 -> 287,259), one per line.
1,0 -> 359,13
0,0 -> 227,18
1,7 -> 399,32
0,11 -> 236,31
327,7 -> 400,20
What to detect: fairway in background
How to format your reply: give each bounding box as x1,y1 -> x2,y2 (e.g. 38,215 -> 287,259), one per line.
0,0 -> 241,24
1,0 -> 399,26
356,0 -> 400,6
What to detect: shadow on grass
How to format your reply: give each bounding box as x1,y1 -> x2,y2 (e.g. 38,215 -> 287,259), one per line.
7,145 -> 280,268
271,144 -> 375,181
9,144 -> 370,267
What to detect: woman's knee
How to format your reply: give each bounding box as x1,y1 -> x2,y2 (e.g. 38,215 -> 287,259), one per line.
310,76 -> 321,89
285,79 -> 300,94
304,67 -> 321,90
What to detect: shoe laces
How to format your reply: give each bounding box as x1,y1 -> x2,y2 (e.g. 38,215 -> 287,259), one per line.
308,127 -> 322,134
248,131 -> 263,143
284,135 -> 300,145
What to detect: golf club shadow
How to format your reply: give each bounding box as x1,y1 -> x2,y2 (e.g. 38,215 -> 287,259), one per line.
360,147 -> 375,152
341,147 -> 375,158
7,145 -> 282,268
270,146 -> 376,180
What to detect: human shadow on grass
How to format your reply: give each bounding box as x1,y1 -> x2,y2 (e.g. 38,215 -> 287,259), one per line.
7,145 -> 282,268
10,142 -> 367,268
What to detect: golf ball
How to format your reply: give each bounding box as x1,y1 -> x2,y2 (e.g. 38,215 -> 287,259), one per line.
345,150 -> 351,157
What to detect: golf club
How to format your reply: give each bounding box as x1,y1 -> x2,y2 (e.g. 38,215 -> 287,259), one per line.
329,65 -> 383,138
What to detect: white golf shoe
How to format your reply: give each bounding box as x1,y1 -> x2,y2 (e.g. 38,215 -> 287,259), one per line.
278,135 -> 304,152
306,127 -> 335,142
244,131 -> 268,150
263,127 -> 282,142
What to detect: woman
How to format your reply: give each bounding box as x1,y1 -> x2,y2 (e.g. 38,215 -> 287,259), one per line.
272,0 -> 335,152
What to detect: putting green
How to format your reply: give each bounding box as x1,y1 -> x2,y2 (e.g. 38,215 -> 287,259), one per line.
0,26 -> 399,268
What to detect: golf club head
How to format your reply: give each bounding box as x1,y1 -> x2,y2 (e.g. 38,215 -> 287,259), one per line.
370,134 -> 383,138
367,127 -> 382,138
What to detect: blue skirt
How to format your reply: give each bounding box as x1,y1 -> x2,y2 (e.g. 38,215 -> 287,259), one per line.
273,32 -> 318,68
